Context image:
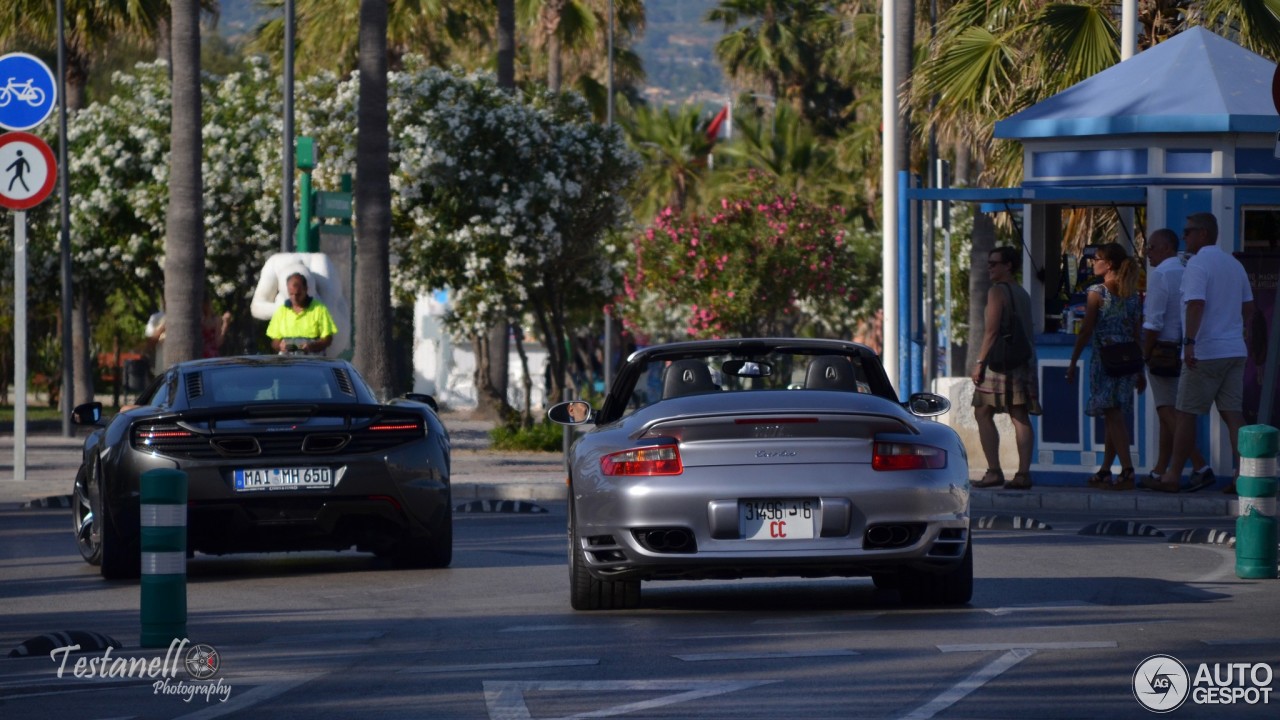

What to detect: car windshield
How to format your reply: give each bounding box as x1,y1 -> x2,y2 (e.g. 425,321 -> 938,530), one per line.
194,365 -> 344,405
621,350 -> 879,416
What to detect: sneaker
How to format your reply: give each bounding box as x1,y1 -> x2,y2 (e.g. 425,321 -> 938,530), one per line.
1186,467 -> 1216,493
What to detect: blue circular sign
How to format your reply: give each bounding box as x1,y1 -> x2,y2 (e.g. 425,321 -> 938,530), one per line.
0,53 -> 57,131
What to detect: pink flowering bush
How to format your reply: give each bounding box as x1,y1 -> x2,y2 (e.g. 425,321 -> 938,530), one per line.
621,181 -> 878,340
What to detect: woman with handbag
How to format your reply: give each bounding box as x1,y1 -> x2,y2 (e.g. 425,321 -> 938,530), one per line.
971,246 -> 1041,489
1066,242 -> 1147,490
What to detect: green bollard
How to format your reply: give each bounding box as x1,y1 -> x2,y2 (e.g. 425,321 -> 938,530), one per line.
1235,426 -> 1279,580
140,469 -> 188,647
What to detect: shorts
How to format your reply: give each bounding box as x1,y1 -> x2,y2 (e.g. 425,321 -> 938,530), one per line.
1176,356 -> 1245,415
1146,371 -> 1179,409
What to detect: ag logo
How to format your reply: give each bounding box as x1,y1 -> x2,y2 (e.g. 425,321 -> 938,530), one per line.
1134,654 -> 1189,712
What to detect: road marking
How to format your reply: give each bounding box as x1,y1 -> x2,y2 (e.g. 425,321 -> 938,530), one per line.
500,625 -> 631,633
938,641 -> 1116,652
404,659 -> 599,674
1202,637 -> 1280,646
674,649 -> 861,662
985,601 -> 1096,616
175,675 -> 316,720
483,680 -> 777,720
898,648 -> 1036,720
262,630 -> 385,644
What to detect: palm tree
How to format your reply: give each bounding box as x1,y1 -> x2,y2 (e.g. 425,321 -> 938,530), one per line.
163,0 -> 205,367
353,0 -> 393,399
707,0 -> 831,108
249,0 -> 492,74
620,101 -> 716,219
716,103 -> 838,206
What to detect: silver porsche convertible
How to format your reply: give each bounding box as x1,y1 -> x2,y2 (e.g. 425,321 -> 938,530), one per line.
547,338 -> 971,610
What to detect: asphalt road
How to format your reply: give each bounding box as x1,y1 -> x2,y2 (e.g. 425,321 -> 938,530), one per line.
0,502 -> 1274,719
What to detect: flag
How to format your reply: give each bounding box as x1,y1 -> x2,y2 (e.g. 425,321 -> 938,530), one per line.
704,106 -> 729,143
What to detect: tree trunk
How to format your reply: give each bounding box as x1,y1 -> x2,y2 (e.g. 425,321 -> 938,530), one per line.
354,0 -> 394,399
543,0 -> 566,92
156,14 -> 172,62
163,0 -> 205,367
71,288 -> 93,405
966,210 -> 997,374
893,0 -> 914,174
496,0 -> 515,90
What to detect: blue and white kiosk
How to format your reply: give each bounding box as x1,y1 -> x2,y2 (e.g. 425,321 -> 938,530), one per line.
907,28 -> 1280,485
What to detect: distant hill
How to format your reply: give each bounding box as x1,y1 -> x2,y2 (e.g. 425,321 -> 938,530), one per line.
634,0 -> 729,107
213,0 -> 728,107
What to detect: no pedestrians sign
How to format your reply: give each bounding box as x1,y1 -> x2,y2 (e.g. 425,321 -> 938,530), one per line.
0,132 -> 57,210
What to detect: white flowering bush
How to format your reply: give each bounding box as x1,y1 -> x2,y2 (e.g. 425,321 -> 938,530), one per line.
18,57 -> 637,402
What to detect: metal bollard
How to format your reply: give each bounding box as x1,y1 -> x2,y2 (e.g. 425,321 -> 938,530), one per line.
1235,426 -> 1278,580
140,469 -> 188,647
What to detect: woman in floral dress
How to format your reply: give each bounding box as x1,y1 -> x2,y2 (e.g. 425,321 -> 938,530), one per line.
1066,242 -> 1146,490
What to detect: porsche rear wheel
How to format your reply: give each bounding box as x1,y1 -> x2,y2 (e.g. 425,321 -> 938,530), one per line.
898,540 -> 972,606
568,504 -> 639,611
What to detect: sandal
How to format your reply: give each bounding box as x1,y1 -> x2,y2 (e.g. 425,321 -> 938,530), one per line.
1087,468 -> 1112,488
1108,467 -> 1136,491
973,469 -> 1004,488
1006,471 -> 1032,490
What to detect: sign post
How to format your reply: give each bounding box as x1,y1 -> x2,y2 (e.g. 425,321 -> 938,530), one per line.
1,131 -> 58,484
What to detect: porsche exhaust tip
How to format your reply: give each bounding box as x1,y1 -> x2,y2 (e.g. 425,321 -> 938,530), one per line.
633,527 -> 697,554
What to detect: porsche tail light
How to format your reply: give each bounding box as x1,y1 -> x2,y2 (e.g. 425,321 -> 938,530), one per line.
601,445 -> 683,476
872,442 -> 946,471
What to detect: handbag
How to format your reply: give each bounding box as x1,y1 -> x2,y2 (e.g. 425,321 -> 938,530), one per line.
984,283 -> 1032,373
1099,341 -> 1144,377
1146,340 -> 1181,377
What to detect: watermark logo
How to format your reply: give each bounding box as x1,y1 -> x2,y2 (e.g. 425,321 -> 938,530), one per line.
184,644 -> 220,680
49,638 -> 232,703
1133,654 -> 1190,712
1134,655 -> 1274,712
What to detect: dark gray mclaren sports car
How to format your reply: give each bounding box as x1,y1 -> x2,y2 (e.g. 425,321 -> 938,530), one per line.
547,338 -> 971,610
72,355 -> 451,579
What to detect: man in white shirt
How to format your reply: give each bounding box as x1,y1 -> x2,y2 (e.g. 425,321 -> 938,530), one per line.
1140,229 -> 1210,491
1153,213 -> 1254,494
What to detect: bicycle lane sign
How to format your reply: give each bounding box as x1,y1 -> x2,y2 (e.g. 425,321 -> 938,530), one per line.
0,53 -> 57,131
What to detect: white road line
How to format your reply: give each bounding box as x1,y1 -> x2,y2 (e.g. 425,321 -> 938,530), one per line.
174,675 -> 316,720
404,658 -> 599,674
985,601 -> 1096,616
897,648 -> 1036,720
483,680 -> 777,720
938,641 -> 1116,652
1202,637 -> 1280,646
499,625 -> 625,633
674,649 -> 861,662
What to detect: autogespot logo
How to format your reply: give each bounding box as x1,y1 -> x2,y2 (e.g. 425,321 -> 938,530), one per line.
1134,654 -> 1190,713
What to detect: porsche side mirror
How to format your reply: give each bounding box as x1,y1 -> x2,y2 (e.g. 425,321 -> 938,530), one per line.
907,392 -> 950,417
548,400 -> 592,425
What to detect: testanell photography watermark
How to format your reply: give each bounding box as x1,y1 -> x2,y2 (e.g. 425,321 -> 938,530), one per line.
1133,654 -> 1273,713
48,638 -> 232,703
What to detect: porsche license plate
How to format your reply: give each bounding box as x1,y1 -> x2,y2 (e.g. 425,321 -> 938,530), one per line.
234,467 -> 332,492
740,498 -> 816,540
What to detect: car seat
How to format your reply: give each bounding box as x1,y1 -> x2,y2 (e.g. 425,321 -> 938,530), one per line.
662,359 -> 720,399
804,355 -> 861,392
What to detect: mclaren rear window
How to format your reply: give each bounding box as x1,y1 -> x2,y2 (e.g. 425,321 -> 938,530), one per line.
192,366 -> 346,405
